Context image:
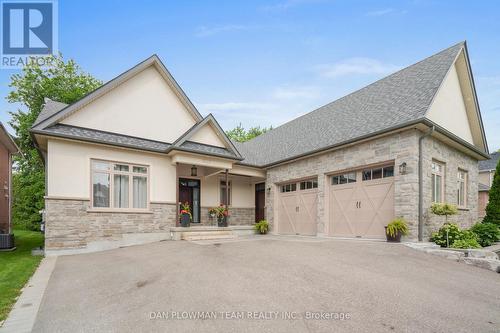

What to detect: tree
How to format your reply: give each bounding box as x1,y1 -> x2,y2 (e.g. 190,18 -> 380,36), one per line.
7,54 -> 102,230
484,158 -> 500,226
226,123 -> 272,143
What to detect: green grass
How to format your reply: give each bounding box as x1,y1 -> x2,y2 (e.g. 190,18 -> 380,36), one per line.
0,229 -> 44,322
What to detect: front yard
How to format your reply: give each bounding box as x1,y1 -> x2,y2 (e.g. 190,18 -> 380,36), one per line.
0,229 -> 44,322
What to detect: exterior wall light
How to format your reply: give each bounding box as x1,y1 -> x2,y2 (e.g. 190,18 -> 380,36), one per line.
191,165 -> 197,177
399,162 -> 407,175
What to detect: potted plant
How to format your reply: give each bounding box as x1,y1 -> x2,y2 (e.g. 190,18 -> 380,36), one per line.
179,202 -> 192,227
254,220 -> 269,234
214,205 -> 229,227
208,207 -> 217,219
385,218 -> 409,242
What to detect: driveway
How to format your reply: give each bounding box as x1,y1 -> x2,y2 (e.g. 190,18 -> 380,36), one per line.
33,237 -> 500,333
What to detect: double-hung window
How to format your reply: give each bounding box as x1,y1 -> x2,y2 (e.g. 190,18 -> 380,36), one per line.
457,169 -> 467,208
91,160 -> 149,210
431,161 -> 444,203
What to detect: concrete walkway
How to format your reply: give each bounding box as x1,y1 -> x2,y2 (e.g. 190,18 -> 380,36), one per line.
0,257 -> 57,333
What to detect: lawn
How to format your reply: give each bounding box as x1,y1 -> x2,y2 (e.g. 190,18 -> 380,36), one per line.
0,229 -> 44,322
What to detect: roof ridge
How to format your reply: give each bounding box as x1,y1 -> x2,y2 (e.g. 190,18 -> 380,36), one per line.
241,41 -> 465,146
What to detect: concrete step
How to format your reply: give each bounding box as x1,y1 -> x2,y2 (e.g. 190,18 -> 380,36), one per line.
182,234 -> 237,241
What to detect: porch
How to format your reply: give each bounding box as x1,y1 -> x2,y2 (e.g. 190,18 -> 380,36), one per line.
170,225 -> 256,241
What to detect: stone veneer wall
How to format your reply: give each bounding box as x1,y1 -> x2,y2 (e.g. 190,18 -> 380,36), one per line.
421,136 -> 479,237
45,199 -> 176,250
200,207 -> 255,226
265,129 -> 480,240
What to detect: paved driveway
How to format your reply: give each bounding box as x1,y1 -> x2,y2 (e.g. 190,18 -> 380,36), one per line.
33,237 -> 500,333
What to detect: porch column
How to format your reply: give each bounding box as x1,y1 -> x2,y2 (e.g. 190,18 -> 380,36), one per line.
225,169 -> 229,225
175,162 -> 179,227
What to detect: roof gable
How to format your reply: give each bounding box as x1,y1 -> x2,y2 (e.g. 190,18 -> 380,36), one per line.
172,114 -> 242,159
32,55 -> 203,143
425,46 -> 488,152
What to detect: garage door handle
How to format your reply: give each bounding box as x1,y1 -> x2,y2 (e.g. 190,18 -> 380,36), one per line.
359,201 -> 361,208
296,206 -> 299,212
356,201 -> 359,208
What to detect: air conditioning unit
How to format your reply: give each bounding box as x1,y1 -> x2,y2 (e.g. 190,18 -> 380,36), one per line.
0,233 -> 15,250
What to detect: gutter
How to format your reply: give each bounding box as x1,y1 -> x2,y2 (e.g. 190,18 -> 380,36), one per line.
418,125 -> 435,242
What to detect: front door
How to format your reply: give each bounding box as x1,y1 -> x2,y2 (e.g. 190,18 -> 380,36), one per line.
255,183 -> 265,223
179,178 -> 201,223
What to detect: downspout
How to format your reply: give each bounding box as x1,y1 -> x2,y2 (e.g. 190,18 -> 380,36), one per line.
418,126 -> 435,241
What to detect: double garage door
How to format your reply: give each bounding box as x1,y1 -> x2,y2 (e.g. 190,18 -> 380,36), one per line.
277,164 -> 395,238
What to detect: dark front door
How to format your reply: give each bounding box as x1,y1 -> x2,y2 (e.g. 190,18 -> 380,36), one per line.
179,178 -> 201,223
255,182 -> 265,223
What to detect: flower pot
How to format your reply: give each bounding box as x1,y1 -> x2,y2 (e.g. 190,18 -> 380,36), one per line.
180,213 -> 191,227
385,226 -> 402,243
217,217 -> 228,227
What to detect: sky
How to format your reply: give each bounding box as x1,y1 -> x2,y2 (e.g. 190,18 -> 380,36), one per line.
0,0 -> 499,151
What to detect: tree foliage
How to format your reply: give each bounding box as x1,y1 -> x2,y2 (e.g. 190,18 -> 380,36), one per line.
226,123 -> 272,143
483,157 -> 500,226
8,54 -> 102,230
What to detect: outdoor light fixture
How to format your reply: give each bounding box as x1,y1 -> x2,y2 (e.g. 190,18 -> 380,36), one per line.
267,186 -> 271,194
399,162 -> 407,175
191,165 -> 197,177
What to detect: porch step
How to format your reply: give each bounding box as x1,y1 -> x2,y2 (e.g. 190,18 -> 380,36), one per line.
183,233 -> 237,241
180,230 -> 236,241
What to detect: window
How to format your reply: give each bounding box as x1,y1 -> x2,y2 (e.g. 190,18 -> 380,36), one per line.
300,180 -> 318,190
220,181 -> 232,205
280,183 -> 297,192
91,160 -> 149,209
431,161 -> 444,203
331,172 -> 356,185
457,169 -> 467,207
362,166 -> 394,181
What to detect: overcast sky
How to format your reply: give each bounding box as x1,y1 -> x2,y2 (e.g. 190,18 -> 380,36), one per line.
1,0 -> 499,151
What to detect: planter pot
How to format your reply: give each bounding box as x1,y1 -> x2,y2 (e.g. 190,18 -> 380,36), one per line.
180,213 -> 191,227
217,217 -> 228,227
385,226 -> 402,243
0,233 -> 15,249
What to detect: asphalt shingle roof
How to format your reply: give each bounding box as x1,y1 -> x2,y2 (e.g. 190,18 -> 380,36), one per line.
34,99 -> 68,126
479,151 -> 499,171
478,183 -> 490,192
237,42 -> 465,167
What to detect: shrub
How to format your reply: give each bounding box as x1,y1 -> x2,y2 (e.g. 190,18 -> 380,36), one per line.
470,222 -> 500,247
483,157 -> 500,226
385,218 -> 409,237
430,203 -> 458,224
254,220 -> 269,234
430,223 -> 463,247
451,239 -> 481,249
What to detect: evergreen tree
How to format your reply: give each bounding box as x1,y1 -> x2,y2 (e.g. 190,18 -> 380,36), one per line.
484,157 -> 500,226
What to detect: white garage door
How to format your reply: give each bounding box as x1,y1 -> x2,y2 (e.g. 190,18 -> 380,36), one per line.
277,179 -> 318,236
328,165 -> 395,239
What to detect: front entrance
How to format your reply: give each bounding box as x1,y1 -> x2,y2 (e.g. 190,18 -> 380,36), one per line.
255,183 -> 265,223
179,178 -> 201,224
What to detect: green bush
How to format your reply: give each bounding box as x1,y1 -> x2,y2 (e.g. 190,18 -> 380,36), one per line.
254,220 -> 269,234
483,157 -> 500,226
451,237 -> 481,249
386,218 -> 409,237
470,222 -> 500,247
430,223 -> 463,247
430,203 -> 458,225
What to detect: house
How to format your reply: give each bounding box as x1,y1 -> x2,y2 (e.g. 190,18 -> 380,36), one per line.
31,41 -> 489,253
0,123 -> 19,250
478,151 -> 499,217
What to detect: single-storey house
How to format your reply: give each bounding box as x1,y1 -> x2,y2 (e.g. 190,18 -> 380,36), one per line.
31,41 -> 489,253
478,151 -> 498,217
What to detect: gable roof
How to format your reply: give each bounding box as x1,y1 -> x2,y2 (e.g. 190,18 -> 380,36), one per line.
172,114 -> 242,159
479,151 -> 499,171
34,98 -> 68,126
0,122 -> 19,153
237,42 -> 489,167
32,54 -> 203,131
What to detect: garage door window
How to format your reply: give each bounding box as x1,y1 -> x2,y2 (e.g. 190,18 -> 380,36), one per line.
332,172 -> 356,185
362,166 -> 394,181
300,180 -> 318,190
281,183 -> 297,192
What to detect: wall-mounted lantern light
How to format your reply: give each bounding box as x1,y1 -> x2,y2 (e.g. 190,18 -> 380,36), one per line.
267,186 -> 271,194
191,165 -> 198,177
399,162 -> 407,175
